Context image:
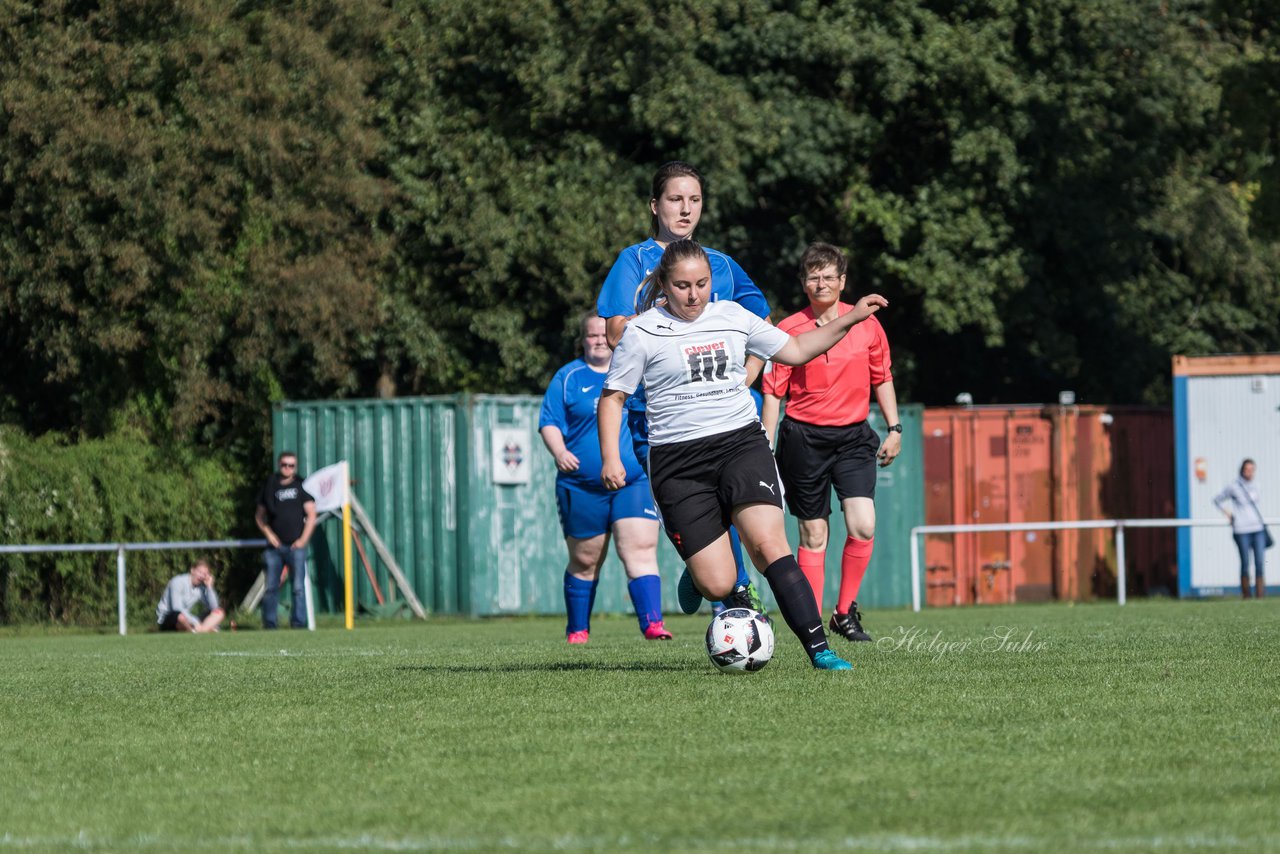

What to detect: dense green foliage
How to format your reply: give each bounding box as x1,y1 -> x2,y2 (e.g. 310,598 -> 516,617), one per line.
0,601 -> 1277,850
4,0 -> 1278,446
1,2 -> 1278,621
0,1 -> 391,451
0,426 -> 242,623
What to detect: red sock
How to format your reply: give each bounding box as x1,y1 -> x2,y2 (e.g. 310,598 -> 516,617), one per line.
837,536 -> 874,614
797,547 -> 826,613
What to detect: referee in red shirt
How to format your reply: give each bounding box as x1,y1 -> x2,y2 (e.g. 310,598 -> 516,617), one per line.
761,242 -> 902,642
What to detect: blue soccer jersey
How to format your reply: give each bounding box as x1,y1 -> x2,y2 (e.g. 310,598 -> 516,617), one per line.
539,358 -> 646,491
596,238 -> 771,416
596,238 -> 770,323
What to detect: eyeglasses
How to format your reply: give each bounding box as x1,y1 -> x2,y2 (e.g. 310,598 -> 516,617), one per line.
280,462 -> 297,469
805,275 -> 842,286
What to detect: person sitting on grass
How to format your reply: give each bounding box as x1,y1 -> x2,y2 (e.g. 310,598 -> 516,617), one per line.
156,559 -> 225,633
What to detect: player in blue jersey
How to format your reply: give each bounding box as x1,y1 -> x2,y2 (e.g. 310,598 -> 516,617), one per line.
539,314 -> 672,643
596,161 -> 767,616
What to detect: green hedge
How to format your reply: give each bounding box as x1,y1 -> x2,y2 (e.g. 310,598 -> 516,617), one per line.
0,427 -> 247,626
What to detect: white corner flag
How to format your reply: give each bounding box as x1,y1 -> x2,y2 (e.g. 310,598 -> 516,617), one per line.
303,461 -> 349,515
301,461 -> 351,631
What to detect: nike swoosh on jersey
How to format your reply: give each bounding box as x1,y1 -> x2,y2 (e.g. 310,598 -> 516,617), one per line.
581,386 -> 593,393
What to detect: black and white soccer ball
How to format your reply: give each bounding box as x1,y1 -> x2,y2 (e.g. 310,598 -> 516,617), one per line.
705,607 -> 775,673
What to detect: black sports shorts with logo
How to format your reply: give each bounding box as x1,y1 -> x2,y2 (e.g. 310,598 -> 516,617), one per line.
648,422 -> 783,561
774,418 -> 878,520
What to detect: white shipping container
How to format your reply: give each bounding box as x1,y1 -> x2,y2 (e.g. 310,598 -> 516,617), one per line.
1173,355 -> 1280,596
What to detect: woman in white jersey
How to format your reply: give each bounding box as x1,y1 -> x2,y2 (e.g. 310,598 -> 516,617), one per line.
598,240 -> 888,671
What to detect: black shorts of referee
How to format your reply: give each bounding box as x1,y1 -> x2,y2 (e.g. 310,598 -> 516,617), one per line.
648,423 -> 783,561
774,418 -> 878,521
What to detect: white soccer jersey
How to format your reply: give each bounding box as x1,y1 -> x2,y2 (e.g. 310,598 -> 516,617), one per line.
607,301 -> 790,445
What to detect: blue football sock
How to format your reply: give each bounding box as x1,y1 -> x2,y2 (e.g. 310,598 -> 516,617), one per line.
627,575 -> 663,632
564,573 -> 596,634
729,524 -> 751,591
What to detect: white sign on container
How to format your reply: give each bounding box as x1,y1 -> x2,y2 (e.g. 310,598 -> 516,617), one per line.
491,428 -> 531,485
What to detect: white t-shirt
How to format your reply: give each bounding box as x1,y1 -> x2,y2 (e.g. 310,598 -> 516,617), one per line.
607,301 -> 790,445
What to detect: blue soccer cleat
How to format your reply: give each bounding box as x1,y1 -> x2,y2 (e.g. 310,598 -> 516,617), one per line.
811,649 -> 854,671
677,569 -> 704,615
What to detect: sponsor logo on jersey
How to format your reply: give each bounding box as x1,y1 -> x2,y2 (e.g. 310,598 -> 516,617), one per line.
682,339 -> 730,384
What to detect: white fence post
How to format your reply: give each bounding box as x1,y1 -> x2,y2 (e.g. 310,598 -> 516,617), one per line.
910,528 -> 922,613
1116,523 -> 1127,607
116,546 -> 127,636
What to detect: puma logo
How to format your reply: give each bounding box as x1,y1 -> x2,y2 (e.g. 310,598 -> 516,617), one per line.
656,323 -> 672,331
759,481 -> 776,495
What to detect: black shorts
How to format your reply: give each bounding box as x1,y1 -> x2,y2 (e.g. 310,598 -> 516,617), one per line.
648,423 -> 783,560
775,418 -> 878,520
158,611 -> 183,632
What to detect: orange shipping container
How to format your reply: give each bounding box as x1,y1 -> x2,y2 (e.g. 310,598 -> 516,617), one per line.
923,406 -> 1175,606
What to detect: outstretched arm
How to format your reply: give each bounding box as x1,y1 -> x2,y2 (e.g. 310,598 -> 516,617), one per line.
771,294 -> 888,366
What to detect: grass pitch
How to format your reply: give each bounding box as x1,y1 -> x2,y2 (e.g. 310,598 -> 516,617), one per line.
1,598 -> 1277,852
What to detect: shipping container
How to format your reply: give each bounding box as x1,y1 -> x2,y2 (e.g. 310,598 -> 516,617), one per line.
923,405 -> 1174,605
273,397 -> 461,615
1173,354 -> 1280,597
274,396 -> 926,618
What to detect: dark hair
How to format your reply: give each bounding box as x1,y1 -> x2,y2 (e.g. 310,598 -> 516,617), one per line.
1242,458 -> 1257,475
640,239 -> 710,311
649,161 -> 704,237
800,242 -> 848,279
278,451 -> 297,462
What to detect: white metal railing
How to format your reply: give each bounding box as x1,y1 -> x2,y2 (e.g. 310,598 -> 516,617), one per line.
0,539 -> 267,635
908,517 -> 1280,612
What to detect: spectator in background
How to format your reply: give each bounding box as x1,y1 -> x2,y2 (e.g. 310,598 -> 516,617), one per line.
254,451 -> 317,628
1215,458 -> 1270,599
538,314 -> 671,643
156,558 -> 224,632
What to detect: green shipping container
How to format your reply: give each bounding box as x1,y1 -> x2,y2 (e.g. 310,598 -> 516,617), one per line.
274,396 -> 924,619
273,397 -> 460,616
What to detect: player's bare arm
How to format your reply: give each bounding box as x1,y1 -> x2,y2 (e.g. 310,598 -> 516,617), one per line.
874,380 -> 902,467
597,389 -> 629,490
604,315 -> 634,350
772,294 -> 888,366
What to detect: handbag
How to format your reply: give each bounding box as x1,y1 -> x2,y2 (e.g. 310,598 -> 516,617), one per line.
1241,487 -> 1275,550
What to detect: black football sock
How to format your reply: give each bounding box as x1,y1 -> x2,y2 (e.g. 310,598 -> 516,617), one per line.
764,555 -> 830,660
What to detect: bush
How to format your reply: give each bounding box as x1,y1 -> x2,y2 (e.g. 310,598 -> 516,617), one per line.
0,427 -> 247,626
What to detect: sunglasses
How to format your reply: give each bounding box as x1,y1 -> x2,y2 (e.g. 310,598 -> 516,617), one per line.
280,462 -> 297,469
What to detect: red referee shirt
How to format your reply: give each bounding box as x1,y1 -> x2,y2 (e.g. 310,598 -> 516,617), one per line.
761,303 -> 893,426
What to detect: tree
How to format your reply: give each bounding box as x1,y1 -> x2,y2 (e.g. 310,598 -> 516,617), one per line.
0,0 -> 394,452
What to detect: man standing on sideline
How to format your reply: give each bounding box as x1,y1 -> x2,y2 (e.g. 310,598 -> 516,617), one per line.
254,452 -> 317,629
156,558 -> 225,632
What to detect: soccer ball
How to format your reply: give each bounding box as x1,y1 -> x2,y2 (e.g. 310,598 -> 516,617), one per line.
705,608 -> 774,673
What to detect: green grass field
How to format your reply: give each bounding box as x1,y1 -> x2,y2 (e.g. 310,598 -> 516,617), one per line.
1,598 -> 1277,853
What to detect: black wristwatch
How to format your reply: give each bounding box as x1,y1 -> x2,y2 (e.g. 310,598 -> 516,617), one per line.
886,424 -> 903,434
